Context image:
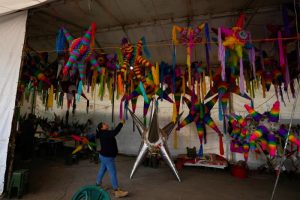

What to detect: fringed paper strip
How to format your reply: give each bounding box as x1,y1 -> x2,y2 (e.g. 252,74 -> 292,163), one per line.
47,85 -> 54,108
218,27 -> 226,80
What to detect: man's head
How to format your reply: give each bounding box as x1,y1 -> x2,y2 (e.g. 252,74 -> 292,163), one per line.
98,122 -> 109,131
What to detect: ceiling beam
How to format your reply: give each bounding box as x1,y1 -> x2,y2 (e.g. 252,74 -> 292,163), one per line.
35,10 -> 102,48
94,0 -> 131,42
28,5 -> 280,40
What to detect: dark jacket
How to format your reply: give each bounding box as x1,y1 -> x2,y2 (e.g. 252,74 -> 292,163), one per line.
96,123 -> 123,157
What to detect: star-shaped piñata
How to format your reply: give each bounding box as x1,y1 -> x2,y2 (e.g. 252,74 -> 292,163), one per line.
178,93 -> 223,156
205,71 -> 252,120
129,99 -> 183,182
57,23 -> 102,82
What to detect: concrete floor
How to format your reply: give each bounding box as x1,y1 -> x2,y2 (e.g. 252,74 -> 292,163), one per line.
5,155 -> 300,200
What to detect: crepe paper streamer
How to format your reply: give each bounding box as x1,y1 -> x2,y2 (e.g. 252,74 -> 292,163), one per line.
218,28 -> 226,80
99,73 -> 105,100
152,65 -> 159,86
182,75 -> 186,96
218,98 -> 223,121
284,57 -> 291,89
91,70 -> 98,97
47,85 -> 54,108
172,102 -> 177,122
117,74 -> 124,95
204,23 -> 211,50
141,36 -> 151,59
268,101 -> 280,122
278,31 -> 285,68
90,22 -> 96,48
248,34 -> 256,79
139,82 -> 149,104
198,144 -> 204,157
125,100 -> 129,120
204,23 -> 211,70
173,130 -> 178,149
290,80 -> 296,98
268,134 -> 277,157
108,78 -> 113,100
187,45 -> 192,88
219,135 -> 224,155
244,104 -> 262,122
72,145 -> 83,154
119,99 -> 124,120
172,26 -> 181,45
239,58 -> 245,95
156,62 -> 160,84
201,73 -> 206,100
56,28 -> 67,53
116,48 -> 123,66
76,80 -> 83,102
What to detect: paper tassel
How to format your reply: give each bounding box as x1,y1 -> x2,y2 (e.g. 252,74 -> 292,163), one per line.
56,28 -> 66,54
182,75 -> 186,96
218,28 -> 226,80
239,58 -> 245,95
204,23 -> 211,50
152,65 -> 159,86
141,36 -> 151,59
172,26 -> 181,45
76,81 -> 83,102
125,100 -> 129,120
205,23 -> 211,71
262,77 -> 266,98
172,102 -> 177,122
119,100 -> 123,120
285,57 -> 291,87
99,73 -> 105,100
90,22 -> 96,49
187,46 -> 191,88
248,33 -> 256,79
198,144 -> 203,157
116,48 -> 123,66
219,135 -> 224,155
91,70 -> 98,97
117,74 -> 124,95
130,79 -> 134,93
218,98 -> 223,121
202,72 -> 206,98
139,82 -> 149,103
47,85 -> 54,108
109,78 -> 113,100
209,70 -> 213,89
173,130 -> 178,149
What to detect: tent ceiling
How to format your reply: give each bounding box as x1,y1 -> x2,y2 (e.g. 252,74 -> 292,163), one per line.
27,0 -> 293,64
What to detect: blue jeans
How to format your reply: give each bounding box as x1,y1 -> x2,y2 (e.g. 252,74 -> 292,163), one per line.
96,154 -> 119,189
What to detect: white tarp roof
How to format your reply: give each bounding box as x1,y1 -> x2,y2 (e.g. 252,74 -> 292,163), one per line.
0,0 -> 51,16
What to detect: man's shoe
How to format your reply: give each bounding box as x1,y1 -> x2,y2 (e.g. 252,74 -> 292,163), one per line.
114,189 -> 129,198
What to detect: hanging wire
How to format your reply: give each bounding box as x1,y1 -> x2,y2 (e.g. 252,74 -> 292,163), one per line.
29,35 -> 300,54
270,1 -> 300,199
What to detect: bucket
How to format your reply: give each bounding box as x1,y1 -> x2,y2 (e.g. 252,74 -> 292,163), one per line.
231,164 -> 248,179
